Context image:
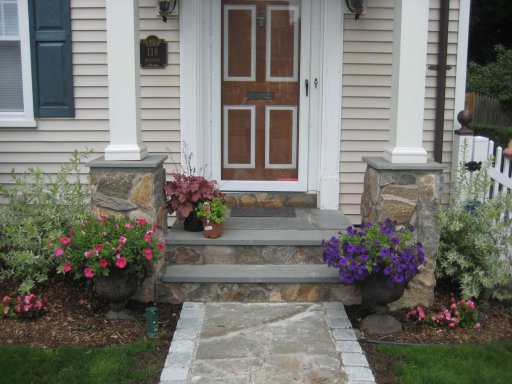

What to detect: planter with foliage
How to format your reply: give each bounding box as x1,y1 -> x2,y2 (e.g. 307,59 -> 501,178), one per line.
164,172 -> 224,232
53,215 -> 164,319
322,218 -> 425,334
196,197 -> 228,239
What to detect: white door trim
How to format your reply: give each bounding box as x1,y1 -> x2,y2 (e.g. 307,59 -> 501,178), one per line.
181,0 -> 343,204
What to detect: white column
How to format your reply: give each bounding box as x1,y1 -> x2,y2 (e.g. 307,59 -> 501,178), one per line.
104,0 -> 147,161
318,0 -> 343,209
383,0 -> 429,164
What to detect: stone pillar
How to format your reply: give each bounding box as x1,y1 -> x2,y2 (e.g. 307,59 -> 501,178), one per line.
87,155 -> 168,302
360,157 -> 445,309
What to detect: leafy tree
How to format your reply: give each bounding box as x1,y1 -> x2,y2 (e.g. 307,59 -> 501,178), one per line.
466,45 -> 512,104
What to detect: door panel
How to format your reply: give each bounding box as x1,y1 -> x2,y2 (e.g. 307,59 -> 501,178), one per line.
221,0 -> 300,182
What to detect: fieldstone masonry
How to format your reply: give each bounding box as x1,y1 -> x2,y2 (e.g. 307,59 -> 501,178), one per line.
87,155 -> 168,302
360,157 -> 444,309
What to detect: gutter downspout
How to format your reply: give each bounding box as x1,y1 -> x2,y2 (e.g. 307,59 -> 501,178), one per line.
432,0 -> 451,163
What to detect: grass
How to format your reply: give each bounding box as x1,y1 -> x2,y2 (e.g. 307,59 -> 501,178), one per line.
378,340 -> 512,384
0,340 -> 158,384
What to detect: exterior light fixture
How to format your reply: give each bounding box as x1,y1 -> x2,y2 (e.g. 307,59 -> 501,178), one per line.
158,0 -> 177,22
345,0 -> 367,20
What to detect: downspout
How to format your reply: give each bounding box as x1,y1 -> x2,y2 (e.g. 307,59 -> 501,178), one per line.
432,0 -> 451,163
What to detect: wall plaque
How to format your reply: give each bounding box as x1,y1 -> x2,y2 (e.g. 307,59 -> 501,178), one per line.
140,35 -> 167,68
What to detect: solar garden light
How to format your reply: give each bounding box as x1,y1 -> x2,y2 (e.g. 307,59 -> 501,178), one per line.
145,306 -> 159,338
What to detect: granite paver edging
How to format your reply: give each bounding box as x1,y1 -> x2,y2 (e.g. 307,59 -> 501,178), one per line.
160,302 -> 376,384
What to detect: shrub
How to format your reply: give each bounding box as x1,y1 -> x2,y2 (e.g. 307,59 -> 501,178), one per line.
0,150 -> 92,293
467,45 -> 512,105
437,151 -> 512,300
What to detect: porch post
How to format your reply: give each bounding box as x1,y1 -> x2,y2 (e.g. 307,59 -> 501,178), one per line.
104,0 -> 147,161
383,0 -> 429,164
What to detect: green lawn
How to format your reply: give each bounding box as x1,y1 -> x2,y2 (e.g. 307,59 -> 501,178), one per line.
378,340 -> 512,384
0,341 -> 158,384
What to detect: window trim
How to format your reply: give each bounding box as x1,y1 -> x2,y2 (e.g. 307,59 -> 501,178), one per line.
0,0 -> 36,128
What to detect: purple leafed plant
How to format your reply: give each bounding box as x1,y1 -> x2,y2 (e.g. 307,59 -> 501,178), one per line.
322,218 -> 425,286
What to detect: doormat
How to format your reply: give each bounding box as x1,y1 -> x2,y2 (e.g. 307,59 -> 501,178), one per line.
230,206 -> 296,218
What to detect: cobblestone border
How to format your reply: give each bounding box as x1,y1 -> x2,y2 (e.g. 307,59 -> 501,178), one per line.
323,302 -> 376,384
159,302 -> 204,384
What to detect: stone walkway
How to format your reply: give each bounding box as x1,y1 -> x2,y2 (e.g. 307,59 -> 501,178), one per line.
160,302 -> 375,384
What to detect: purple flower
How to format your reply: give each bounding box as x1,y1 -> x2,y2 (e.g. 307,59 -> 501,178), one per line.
393,274 -> 405,284
380,248 -> 391,258
383,265 -> 393,276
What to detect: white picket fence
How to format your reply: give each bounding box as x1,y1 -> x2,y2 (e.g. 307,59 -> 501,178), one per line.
457,135 -> 512,198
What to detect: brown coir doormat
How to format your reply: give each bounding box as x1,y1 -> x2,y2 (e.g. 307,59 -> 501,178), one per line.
230,206 -> 296,218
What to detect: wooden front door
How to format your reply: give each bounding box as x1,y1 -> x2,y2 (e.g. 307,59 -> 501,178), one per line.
221,0 -> 301,181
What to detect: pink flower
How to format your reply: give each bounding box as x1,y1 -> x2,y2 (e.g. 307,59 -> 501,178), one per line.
96,244 -> 103,252
99,259 -> 109,268
116,256 -> 127,269
2,296 -> 10,303
34,301 -> 42,310
475,322 -> 481,329
3,306 -> 9,314
144,248 -> 153,260
68,228 -> 75,236
136,218 -> 147,226
157,242 -> 165,252
114,244 -> 123,252
23,305 -> 31,312
14,304 -> 21,313
84,267 -> 95,279
119,236 -> 127,244
63,263 -> 72,273
54,247 -> 64,257
125,223 -> 132,229
448,322 -> 456,329
59,236 -> 71,246
144,233 -> 152,243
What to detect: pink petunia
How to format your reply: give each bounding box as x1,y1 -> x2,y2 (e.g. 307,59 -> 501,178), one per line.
63,263 -> 72,273
144,233 -> 152,243
143,248 -> 153,260
125,223 -> 132,229
136,218 -> 147,226
96,244 -> 104,252
84,250 -> 92,259
54,247 -> 64,257
119,236 -> 127,244
99,259 -> 109,268
84,267 -> 95,279
116,256 -> 127,269
2,296 -> 10,303
59,237 -> 71,246
157,242 -> 165,252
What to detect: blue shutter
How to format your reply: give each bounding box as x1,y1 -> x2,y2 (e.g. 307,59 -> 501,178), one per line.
29,0 -> 74,118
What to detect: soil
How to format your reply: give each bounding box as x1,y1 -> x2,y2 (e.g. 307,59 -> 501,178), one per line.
1,276 -> 511,384
0,275 -> 181,384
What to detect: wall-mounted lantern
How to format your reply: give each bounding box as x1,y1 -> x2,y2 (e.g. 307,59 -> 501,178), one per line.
158,0 -> 178,22
345,0 -> 367,20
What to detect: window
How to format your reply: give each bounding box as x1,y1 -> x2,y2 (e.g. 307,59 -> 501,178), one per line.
0,0 -> 74,127
0,0 -> 35,126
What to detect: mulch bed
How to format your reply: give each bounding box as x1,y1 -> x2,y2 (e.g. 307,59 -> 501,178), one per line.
0,275 -> 181,384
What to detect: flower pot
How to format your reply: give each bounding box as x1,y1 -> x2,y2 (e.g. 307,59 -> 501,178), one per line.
360,273 -> 404,336
183,210 -> 204,232
94,269 -> 141,320
360,273 -> 404,314
202,219 -> 223,239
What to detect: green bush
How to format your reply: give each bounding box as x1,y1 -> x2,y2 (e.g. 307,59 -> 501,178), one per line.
0,150 -> 92,293
471,124 -> 512,148
467,45 -> 512,104
437,149 -> 512,300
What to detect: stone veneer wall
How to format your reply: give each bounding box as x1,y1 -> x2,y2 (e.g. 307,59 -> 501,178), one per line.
360,157 -> 445,309
87,155 -> 168,302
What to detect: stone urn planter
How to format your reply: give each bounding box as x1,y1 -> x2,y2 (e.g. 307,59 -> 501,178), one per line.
360,273 -> 405,335
94,269 -> 143,320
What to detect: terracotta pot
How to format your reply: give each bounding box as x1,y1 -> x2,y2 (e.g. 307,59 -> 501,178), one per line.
360,273 -> 404,315
202,219 -> 223,239
183,210 -> 204,232
94,269 -> 142,320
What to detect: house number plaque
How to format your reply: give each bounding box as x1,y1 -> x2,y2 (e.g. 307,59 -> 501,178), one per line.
140,35 -> 167,68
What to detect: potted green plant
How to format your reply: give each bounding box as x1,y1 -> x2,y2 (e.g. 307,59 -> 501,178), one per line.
163,172 -> 223,232
53,215 -> 164,319
196,197 -> 228,239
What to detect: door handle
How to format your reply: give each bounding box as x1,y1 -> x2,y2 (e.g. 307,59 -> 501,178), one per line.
305,79 -> 309,96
